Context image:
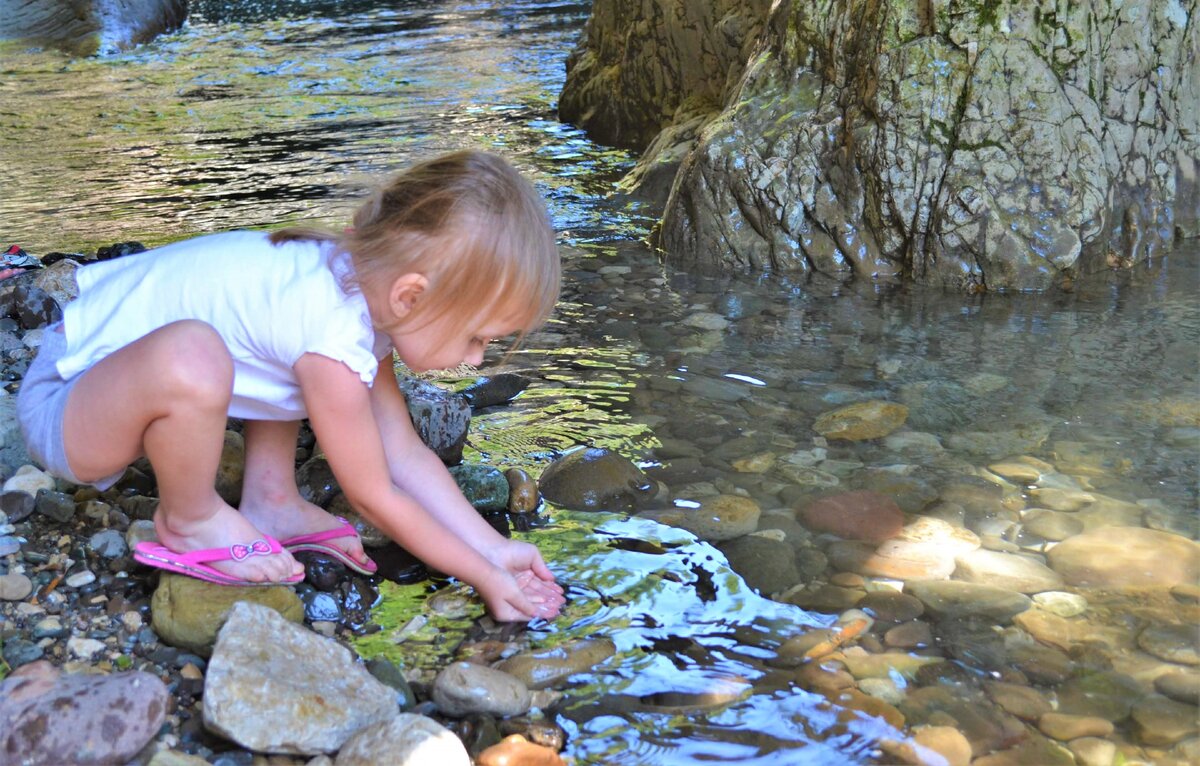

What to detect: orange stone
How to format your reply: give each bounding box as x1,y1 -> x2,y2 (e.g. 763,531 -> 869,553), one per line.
478,734 -> 566,766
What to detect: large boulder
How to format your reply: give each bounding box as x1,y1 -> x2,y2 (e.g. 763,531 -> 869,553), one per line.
563,0 -> 1198,290
0,0 -> 189,56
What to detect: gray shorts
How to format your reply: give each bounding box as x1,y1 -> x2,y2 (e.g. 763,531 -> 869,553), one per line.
16,325 -> 123,490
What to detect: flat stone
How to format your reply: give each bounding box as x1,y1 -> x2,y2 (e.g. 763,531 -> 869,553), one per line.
1130,694 -> 1199,746
432,662 -> 532,718
1046,526 -> 1200,588
334,713 -> 469,766
906,581 -> 1032,622
1021,510 -> 1083,541
986,460 -> 1043,483
798,490 -> 904,542
89,529 -> 127,558
856,590 -> 924,622
813,400 -> 908,441
837,649 -> 943,681
0,667 -> 168,765
1037,712 -> 1113,740
717,534 -> 800,595
667,494 -> 761,542
0,572 -> 33,601
1056,670 -> 1142,721
1137,623 -> 1200,665
1154,671 -> 1200,705
204,602 -> 398,755
1067,737 -> 1117,766
1027,487 -> 1093,511
497,638 -> 617,690
538,447 -> 655,512
985,681 -> 1052,721
827,540 -> 957,581
953,549 -> 1063,593
883,620 -> 932,649
911,725 -> 972,766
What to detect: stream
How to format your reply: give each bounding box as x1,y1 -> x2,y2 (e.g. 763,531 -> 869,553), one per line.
2,1 -> 1197,764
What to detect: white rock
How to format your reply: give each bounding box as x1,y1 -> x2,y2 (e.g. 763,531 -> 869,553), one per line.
65,571 -> 96,588
334,714 -> 468,766
2,465 -> 55,496
67,636 -> 107,660
203,602 -> 398,755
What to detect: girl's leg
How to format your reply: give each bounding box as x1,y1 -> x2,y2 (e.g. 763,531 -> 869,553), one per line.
238,419 -> 370,567
62,320 -> 303,583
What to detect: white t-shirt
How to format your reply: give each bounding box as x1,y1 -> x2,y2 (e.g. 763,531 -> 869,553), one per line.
58,230 -> 392,420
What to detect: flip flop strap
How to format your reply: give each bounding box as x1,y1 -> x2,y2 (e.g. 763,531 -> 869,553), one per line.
157,536 -> 284,566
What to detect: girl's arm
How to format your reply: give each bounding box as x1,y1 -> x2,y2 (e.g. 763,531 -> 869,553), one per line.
368,357 -> 561,592
294,352 -> 551,620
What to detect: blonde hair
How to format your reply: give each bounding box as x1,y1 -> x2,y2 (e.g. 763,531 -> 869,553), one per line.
270,150 -> 560,346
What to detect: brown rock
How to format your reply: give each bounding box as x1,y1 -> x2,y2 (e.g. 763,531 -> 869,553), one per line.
799,490 -> 904,542
1046,526 -> 1200,588
814,401 -> 909,441
1037,712 -> 1114,741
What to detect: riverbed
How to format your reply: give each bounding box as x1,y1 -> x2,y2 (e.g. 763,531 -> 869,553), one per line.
1,1 -> 1197,764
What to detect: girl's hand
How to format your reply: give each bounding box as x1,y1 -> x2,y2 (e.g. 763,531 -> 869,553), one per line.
480,540 -> 565,621
477,567 -> 564,622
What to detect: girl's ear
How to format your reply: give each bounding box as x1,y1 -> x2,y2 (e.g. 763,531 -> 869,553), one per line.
388,273 -> 428,319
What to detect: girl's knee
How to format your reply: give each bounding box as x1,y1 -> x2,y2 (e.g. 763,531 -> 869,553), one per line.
153,320 -> 234,403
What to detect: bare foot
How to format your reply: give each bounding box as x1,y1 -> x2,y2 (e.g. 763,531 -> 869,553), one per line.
154,499 -> 304,583
239,491 -> 372,569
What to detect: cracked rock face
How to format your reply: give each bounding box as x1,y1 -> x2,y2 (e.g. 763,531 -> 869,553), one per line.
564,0 -> 1197,290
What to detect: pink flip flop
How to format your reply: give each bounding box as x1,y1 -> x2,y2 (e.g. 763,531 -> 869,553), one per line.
132,535 -> 305,587
280,516 -> 378,576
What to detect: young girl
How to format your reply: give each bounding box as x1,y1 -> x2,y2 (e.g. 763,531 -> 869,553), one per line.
17,150 -> 565,622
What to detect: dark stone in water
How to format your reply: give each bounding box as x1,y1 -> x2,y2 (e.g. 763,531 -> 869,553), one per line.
366,656 -> 416,710
461,373 -> 532,409
296,455 -> 339,508
300,590 -> 342,623
539,447 -> 655,512
370,542 -> 428,584
2,637 -> 44,669
295,552 -> 344,592
34,489 -> 75,523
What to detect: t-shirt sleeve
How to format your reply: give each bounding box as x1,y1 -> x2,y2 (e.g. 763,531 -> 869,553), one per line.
299,300 -> 380,385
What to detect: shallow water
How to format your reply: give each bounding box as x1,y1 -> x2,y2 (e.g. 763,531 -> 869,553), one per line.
2,2 -> 1198,763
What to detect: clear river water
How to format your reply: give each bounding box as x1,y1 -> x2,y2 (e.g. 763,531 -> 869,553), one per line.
2,2 -> 1197,764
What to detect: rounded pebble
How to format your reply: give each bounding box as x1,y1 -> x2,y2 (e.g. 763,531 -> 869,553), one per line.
0,572 -> 33,601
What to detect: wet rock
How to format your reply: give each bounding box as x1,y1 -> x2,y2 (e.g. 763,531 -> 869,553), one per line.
1007,643 -> 1074,686
782,583 -> 864,613
538,447 -> 655,512
365,657 -> 416,711
214,430 -> 245,507
906,581 -> 1031,623
911,725 -> 972,766
717,534 -> 799,595
1027,487 -> 1094,512
1038,712 -> 1114,741
398,375 -> 471,465
0,663 -> 168,766
644,494 -> 761,542
461,373 -> 532,409
505,468 -> 539,513
334,713 -> 469,766
297,456 -> 340,508
971,736 -> 1075,766
0,572 -> 33,601
856,590 -> 924,623
984,681 -> 1052,721
1137,623 -> 1200,665
2,637 -> 43,668
449,464 -> 509,512
1030,591 -> 1088,618
1067,737 -> 1117,766
478,734 -> 565,766
884,621 -> 932,650
986,460 -> 1044,483
952,549 -> 1063,594
798,490 -> 904,543
497,638 -> 617,690
0,489 -> 35,523
827,540 -> 956,581
813,401 -> 908,441
204,602 -> 397,754
1130,694 -> 1199,746
432,662 -> 532,718
150,573 -> 304,657
837,649 -> 943,681
1056,670 -> 1142,721
1155,671 -> 1200,705
1046,526 -> 1200,588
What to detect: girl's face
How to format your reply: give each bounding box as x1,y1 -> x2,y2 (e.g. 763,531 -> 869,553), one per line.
390,312 -> 521,373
